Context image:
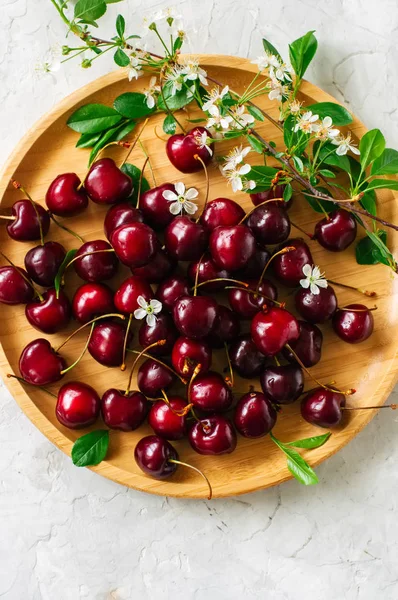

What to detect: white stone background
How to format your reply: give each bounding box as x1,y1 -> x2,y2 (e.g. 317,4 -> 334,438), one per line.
0,0 -> 398,598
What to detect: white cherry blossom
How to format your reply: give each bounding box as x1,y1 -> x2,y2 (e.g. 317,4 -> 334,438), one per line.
180,58 -> 208,86
299,265 -> 328,295
270,62 -> 292,82
289,99 -> 303,114
224,163 -> 252,193
164,66 -> 184,95
144,76 -> 161,108
134,296 -> 163,327
293,111 -> 319,134
162,182 -> 199,215
332,132 -> 361,156
202,86 -> 229,111
222,145 -> 251,171
268,78 -> 289,102
251,53 -> 280,72
229,105 -> 255,129
313,116 -> 340,141
206,105 -> 233,130
194,130 -> 213,156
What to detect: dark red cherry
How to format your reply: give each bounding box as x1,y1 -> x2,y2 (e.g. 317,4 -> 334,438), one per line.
84,158 -> 132,204
301,387 -> 346,428
148,396 -> 188,440
24,241 -> 66,287
139,183 -> 176,229
272,238 -> 313,287
25,289 -> 71,334
228,279 -> 277,319
250,185 -> 288,206
206,305 -> 240,349
104,202 -> 143,240
172,337 -> 212,379
229,335 -> 266,378
314,209 -> 357,252
246,203 -> 291,245
101,389 -> 148,431
200,197 -> 245,232
282,321 -> 323,368
164,216 -> 207,261
56,381 -> 100,429
173,295 -> 218,339
190,371 -> 233,412
251,307 -> 300,356
236,245 -> 270,279
332,304 -> 374,343
74,240 -> 118,282
234,392 -> 277,438
45,173 -> 88,216
72,283 -> 114,323
88,321 -> 132,367
156,275 -> 190,313
135,435 -> 178,479
260,364 -> 304,405
189,415 -> 237,455
110,222 -> 158,267
19,338 -> 66,385
114,275 -> 153,314
295,285 -> 338,324
209,225 -> 256,272
139,313 -> 178,356
132,249 -> 176,283
6,200 -> 50,241
137,358 -> 175,398
166,127 -> 213,173
187,254 -> 229,291
0,266 -> 34,304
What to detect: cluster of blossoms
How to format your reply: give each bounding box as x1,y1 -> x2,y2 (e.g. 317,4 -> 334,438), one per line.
221,146 -> 255,192
164,57 -> 208,96
251,52 -> 292,102
202,86 -> 255,138
292,109 -> 360,156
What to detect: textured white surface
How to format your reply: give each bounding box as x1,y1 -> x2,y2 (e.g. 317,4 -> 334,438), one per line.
1,1 -> 398,598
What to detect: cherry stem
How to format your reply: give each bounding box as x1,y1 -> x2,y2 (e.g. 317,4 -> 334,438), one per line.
257,246 -> 296,292
290,220 -> 314,239
194,277 -> 249,291
168,459 -> 213,499
0,251 -> 43,301
136,157 -> 150,209
0,214 -> 16,221
224,342 -> 234,388
160,389 -> 193,417
188,363 -> 202,405
154,127 -> 169,142
60,322 -> 95,375
224,286 -> 285,308
343,404 -> 397,411
193,253 -> 206,297
274,355 -> 281,367
120,118 -> 150,168
328,279 -> 376,298
125,340 -> 167,395
238,197 -> 285,225
338,305 -> 378,313
11,179 -> 44,246
139,140 -> 157,187
127,349 -> 187,384
120,313 -> 133,371
49,213 -> 84,243
194,155 -> 210,222
65,249 -> 115,271
7,373 -> 57,399
55,313 -> 125,353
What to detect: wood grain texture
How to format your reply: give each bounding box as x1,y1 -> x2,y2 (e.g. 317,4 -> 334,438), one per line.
0,55 -> 397,499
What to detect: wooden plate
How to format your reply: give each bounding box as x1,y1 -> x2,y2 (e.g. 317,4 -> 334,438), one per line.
1,55 -> 397,498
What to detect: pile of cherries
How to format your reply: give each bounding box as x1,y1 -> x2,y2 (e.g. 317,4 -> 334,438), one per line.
0,125 -> 376,492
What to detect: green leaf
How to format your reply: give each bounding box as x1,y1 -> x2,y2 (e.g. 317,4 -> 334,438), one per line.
74,0 -> 106,22
67,103 -> 122,134
121,163 -> 150,203
115,14 -> 125,37
318,168 -> 336,178
87,120 -> 135,165
356,230 -> 388,265
76,131 -> 102,149
157,82 -> 193,111
359,129 -> 386,170
173,36 -> 183,52
318,143 -> 351,174
113,119 -> 136,141
247,134 -> 264,154
71,430 -> 109,467
289,30 -> 318,79
283,114 -> 295,150
114,92 -> 154,118
306,102 -> 352,125
54,249 -> 77,298
105,0 -> 124,3
270,433 -> 319,485
262,38 -> 283,63
365,178 -> 398,192
360,189 -> 377,216
371,148 -> 398,176
285,432 -> 331,449
114,48 -> 130,67
163,113 -> 177,135
283,183 -> 293,202
247,105 -> 265,122
292,155 -> 304,172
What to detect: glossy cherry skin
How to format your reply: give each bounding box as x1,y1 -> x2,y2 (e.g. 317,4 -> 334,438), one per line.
190,371 -> 233,412
72,283 -> 115,323
135,435 -> 178,479
45,173 -> 88,216
236,245 -> 270,280
139,313 -> 178,356
166,127 -> 213,173
234,392 -> 277,438
164,216 -> 208,262
200,198 -> 245,232
137,359 -> 175,398
314,209 -> 357,252
101,389 -> 148,431
148,396 -> 188,440
85,158 -> 132,204
156,275 -> 191,312
282,321 -> 323,368
260,364 -> 304,405
140,183 -> 176,229
246,203 -> 291,245
272,238 -> 313,287
7,200 -> 50,242
228,279 -> 277,319
88,321 -> 132,367
25,289 -> 71,334
229,335 -> 266,378
251,307 -> 300,356
56,382 -> 100,429
0,266 -> 34,304
187,254 -> 229,292
295,285 -> 338,324
74,240 -> 118,282
24,241 -> 66,287
250,185 -> 287,206
104,202 -> 143,240
110,222 -> 158,268
172,337 -> 212,379
210,225 -> 256,272
207,305 -> 240,349
301,387 -> 346,428
189,415 -> 237,455
132,249 -> 176,283
173,295 -> 218,340
114,276 -> 153,314
332,304 -> 374,343
19,338 -> 66,385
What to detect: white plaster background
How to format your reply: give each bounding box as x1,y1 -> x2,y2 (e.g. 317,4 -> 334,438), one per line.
0,1 -> 398,598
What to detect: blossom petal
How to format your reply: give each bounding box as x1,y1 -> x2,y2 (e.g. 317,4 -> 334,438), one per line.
134,308 -> 147,320
163,190 -> 178,201
146,313 -> 156,327
299,278 -> 310,289
312,266 -> 321,279
310,282 -> 320,295
174,182 -> 185,196
185,187 -> 199,200
169,201 -> 181,215
336,145 -> 347,156
239,163 -> 251,176
350,145 -> 361,155
316,279 -> 328,289
302,264 -> 312,278
150,299 -> 163,313
184,201 -> 198,215
146,95 -> 155,109
323,116 -> 333,128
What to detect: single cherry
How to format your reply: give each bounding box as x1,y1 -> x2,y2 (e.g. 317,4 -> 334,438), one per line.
295,285 -> 338,324
74,240 -> 118,282
189,415 -> 237,455
114,276 -> 153,315
84,158 -> 132,204
104,202 -> 143,240
45,173 -> 88,216
246,203 -> 291,245
0,266 -> 34,304
72,283 -> 115,324
156,275 -> 191,313
166,127 -> 213,173
24,241 -> 66,287
132,249 -> 176,283
332,304 -> 374,343
164,216 -> 208,262
314,209 -> 357,252
301,387 -> 346,428
187,254 -> 229,291
110,222 -> 158,267
272,238 -> 313,287
210,225 -> 256,272
137,358 -> 175,398
140,183 -> 176,229
173,295 -> 218,339
207,305 -> 240,349
260,364 -> 304,405
101,389 -> 148,431
88,321 -> 132,367
229,335 -> 266,378
236,245 -> 270,279
251,307 -> 300,356
56,381 -> 100,429
172,337 -> 212,379
25,289 -> 71,334
200,197 -> 245,232
148,396 -> 188,440
190,371 -> 233,412
250,185 -> 287,206
234,392 -> 277,438
6,200 -> 50,241
228,279 -> 277,319
139,313 -> 178,356
135,435 -> 178,479
19,338 -> 66,385
282,321 -> 323,368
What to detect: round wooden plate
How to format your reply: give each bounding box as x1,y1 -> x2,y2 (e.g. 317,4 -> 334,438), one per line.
1,55 -> 397,498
